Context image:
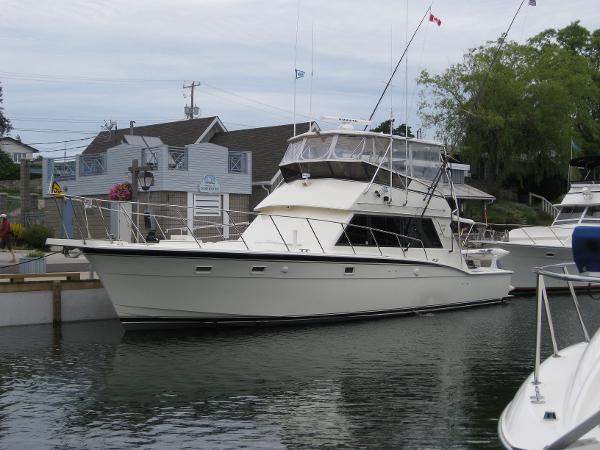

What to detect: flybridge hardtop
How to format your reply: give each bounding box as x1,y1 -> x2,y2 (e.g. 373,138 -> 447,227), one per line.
47,126 -> 511,329
279,129 -> 447,184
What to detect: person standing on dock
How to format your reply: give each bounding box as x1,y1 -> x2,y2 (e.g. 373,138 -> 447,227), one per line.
0,214 -> 16,263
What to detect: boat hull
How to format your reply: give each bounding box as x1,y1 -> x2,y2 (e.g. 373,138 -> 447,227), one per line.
499,331 -> 600,449
84,248 -> 511,330
481,242 -> 595,292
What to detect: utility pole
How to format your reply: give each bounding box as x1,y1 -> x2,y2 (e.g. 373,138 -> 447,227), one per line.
183,81 -> 200,120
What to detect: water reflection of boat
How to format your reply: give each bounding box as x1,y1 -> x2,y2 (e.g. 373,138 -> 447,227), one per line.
498,227 -> 600,449
48,124 -> 511,330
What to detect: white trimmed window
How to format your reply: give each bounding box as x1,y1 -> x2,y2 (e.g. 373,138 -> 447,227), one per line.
194,194 -> 221,217
12,153 -> 27,163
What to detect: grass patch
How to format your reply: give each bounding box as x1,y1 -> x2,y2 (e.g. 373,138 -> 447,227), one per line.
486,200 -> 554,226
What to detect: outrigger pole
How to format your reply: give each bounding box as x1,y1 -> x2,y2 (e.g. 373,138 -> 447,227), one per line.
364,4 -> 432,130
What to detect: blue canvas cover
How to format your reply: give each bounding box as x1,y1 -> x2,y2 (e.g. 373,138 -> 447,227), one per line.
572,226 -> 600,274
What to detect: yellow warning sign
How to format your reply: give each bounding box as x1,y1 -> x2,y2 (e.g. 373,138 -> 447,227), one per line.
51,181 -> 64,196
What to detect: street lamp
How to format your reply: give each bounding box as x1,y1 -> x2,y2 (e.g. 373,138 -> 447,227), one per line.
128,159 -> 155,242
139,170 -> 154,191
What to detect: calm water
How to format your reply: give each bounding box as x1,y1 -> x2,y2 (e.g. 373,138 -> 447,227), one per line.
1,296 -> 599,449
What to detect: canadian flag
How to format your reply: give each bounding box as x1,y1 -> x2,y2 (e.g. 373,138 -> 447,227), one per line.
429,12 -> 442,26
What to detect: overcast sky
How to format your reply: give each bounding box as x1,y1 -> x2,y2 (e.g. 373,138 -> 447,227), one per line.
1,0 -> 598,156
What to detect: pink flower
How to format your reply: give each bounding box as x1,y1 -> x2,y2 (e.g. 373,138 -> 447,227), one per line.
109,183 -> 133,201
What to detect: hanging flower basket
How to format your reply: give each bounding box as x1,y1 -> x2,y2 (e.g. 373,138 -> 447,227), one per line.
109,183 -> 133,201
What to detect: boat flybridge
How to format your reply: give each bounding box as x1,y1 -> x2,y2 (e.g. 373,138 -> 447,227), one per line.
48,122 -> 512,330
479,156 -> 600,291
499,227 -> 600,450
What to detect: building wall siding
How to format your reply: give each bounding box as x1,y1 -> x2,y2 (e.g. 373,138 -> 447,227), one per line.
43,143 -> 251,198
0,141 -> 37,160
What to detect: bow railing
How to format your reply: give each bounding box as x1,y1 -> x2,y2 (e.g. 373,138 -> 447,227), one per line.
51,194 -> 429,260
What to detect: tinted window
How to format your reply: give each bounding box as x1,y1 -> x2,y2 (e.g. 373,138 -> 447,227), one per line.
337,214 -> 442,248
280,161 -> 407,189
555,206 -> 584,222
583,206 -> 600,222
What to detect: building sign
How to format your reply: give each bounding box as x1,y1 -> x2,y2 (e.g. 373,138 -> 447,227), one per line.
198,175 -> 220,193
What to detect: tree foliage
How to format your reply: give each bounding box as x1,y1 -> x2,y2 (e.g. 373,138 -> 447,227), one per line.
372,120 -> 414,137
0,83 -> 11,137
0,150 -> 20,180
418,21 -> 600,198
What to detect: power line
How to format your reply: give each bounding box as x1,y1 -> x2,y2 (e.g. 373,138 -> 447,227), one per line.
38,144 -> 90,153
12,127 -> 100,134
0,71 -> 182,84
2,70 -> 310,121
28,136 -> 95,145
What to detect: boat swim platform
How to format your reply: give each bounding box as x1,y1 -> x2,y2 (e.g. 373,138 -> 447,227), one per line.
0,273 -> 116,328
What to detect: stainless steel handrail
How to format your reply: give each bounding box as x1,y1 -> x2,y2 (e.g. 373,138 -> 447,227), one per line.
532,262 -> 598,386
60,194 -> 430,260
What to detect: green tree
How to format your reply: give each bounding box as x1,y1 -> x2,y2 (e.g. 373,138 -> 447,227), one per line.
372,120 -> 414,137
418,22 -> 600,197
0,150 -> 20,180
0,83 -> 11,136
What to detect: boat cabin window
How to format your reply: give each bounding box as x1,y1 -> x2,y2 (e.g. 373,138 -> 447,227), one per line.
583,206 -> 600,223
280,161 -> 408,189
554,206 -> 585,224
337,214 -> 442,248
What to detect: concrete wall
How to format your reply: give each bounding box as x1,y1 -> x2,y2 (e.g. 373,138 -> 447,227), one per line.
0,286 -> 116,327
0,178 -> 42,193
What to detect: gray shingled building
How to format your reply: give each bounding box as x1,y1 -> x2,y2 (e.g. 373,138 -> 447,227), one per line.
42,117 -> 311,240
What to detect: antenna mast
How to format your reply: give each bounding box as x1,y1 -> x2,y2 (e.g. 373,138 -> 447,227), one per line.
365,4 -> 431,130
293,0 -> 300,136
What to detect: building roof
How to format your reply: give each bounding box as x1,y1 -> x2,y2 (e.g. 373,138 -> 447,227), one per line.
0,137 -> 39,153
210,122 -> 312,182
436,183 -> 495,201
82,117 -> 219,155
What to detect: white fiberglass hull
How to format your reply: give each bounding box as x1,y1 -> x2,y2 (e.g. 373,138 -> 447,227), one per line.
483,242 -> 590,292
83,247 -> 511,329
499,330 -> 600,450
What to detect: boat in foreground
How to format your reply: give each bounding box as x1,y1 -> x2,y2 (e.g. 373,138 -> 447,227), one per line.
48,127 -> 512,330
498,227 -> 600,450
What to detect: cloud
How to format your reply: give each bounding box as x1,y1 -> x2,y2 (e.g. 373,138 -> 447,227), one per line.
1,0 -> 599,153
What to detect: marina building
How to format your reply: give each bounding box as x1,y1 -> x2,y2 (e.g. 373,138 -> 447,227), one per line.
41,118 -> 312,240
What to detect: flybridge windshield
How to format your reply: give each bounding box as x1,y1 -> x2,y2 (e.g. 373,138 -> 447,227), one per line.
280,134 -> 446,181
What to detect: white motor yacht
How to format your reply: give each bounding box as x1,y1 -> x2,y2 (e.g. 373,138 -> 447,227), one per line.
498,227 -> 600,450
481,156 -> 600,291
48,127 -> 512,330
